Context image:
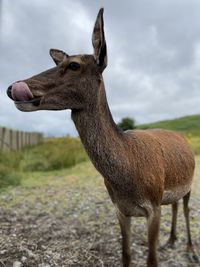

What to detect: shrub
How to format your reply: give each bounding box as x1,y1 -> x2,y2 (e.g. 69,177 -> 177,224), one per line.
0,165 -> 21,188
186,134 -> 200,155
20,137 -> 88,172
0,137 -> 88,188
0,150 -> 22,188
117,117 -> 136,131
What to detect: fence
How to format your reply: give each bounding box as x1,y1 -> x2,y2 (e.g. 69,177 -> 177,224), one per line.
0,127 -> 43,150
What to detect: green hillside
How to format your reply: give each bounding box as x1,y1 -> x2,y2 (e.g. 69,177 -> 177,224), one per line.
138,114 -> 200,135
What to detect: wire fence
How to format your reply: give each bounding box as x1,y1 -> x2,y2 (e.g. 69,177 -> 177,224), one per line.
0,127 -> 43,150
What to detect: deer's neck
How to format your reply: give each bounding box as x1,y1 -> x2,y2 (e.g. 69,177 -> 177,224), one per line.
71,80 -> 125,186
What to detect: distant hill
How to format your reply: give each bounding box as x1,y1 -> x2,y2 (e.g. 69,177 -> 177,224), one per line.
138,114 -> 200,135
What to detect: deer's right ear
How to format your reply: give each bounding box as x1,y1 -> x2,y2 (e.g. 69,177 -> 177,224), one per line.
92,8 -> 107,71
49,49 -> 68,65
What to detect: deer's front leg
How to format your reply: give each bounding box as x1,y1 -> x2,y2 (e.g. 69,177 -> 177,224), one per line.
147,206 -> 161,267
117,211 -> 132,267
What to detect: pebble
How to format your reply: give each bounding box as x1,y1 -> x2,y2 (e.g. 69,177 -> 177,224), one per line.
0,250 -> 7,255
53,252 -> 61,260
23,247 -> 38,259
1,176 -> 199,267
21,256 -> 27,263
13,261 -> 22,267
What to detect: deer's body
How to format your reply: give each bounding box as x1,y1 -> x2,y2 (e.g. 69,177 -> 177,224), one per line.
72,82 -> 194,211
7,8 -> 198,267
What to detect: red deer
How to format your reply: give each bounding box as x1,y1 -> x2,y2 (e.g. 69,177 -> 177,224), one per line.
7,8 -> 199,267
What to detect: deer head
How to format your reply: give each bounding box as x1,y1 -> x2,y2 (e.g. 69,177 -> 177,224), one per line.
7,8 -> 107,112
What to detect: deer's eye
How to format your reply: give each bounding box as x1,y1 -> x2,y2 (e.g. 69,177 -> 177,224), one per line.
68,62 -> 80,71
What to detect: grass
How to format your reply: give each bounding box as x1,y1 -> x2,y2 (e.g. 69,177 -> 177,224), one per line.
0,150 -> 22,188
193,156 -> 200,195
138,114 -> 200,135
0,137 -> 88,189
0,161 -> 101,211
20,137 -> 88,171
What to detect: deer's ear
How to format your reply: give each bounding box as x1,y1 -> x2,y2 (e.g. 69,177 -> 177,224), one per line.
49,49 -> 68,65
92,8 -> 107,71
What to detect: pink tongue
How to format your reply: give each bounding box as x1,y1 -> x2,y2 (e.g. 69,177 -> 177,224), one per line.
11,82 -> 33,101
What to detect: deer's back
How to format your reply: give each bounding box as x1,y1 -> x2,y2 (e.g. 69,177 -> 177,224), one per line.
125,129 -> 195,205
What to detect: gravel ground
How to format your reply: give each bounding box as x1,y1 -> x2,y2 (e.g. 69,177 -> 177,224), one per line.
0,162 -> 199,267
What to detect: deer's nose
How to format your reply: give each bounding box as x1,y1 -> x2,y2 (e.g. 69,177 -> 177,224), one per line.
7,85 -> 13,99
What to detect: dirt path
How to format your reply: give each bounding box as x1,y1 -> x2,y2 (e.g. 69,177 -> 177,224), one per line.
0,162 -> 199,267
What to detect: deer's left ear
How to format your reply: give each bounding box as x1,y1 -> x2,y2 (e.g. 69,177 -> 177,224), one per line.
49,49 -> 68,65
92,8 -> 107,71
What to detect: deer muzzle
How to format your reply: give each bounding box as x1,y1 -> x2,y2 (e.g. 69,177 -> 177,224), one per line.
7,82 -> 41,106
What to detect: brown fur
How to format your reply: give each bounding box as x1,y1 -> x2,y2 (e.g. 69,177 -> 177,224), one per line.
7,8 -> 199,267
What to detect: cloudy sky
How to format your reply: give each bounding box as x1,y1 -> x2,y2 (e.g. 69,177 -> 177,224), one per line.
0,0 -> 200,136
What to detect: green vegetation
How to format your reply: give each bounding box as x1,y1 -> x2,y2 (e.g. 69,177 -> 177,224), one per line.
20,137 -> 88,171
0,137 -> 88,189
118,117 -> 136,131
186,134 -> 200,156
138,114 -> 200,135
0,150 -> 21,188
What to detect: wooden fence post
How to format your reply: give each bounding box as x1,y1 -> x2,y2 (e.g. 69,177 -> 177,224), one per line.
0,127 -> 43,151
